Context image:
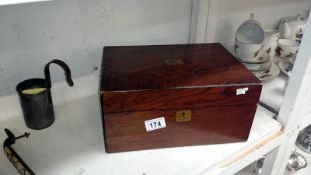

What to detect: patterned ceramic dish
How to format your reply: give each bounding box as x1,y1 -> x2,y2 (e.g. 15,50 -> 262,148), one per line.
237,52 -> 270,64
242,61 -> 271,72
279,60 -> 293,76
289,56 -> 296,65
253,63 -> 280,81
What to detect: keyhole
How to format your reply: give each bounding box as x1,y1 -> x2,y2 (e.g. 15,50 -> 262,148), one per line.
182,112 -> 185,117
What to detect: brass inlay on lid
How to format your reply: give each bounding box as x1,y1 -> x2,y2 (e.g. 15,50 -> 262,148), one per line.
164,59 -> 184,66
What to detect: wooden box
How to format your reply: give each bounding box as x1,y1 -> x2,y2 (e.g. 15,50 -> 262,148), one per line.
100,43 -> 262,153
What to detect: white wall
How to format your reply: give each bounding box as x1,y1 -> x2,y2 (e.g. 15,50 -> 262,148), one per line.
204,0 -> 311,45
0,0 -> 192,96
1,0 -> 310,97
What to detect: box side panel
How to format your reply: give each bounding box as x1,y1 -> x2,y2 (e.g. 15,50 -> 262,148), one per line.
104,104 -> 257,153
102,85 -> 262,113
100,93 -> 109,152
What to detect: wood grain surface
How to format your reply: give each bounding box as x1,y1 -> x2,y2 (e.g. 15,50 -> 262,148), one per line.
100,43 -> 261,91
104,104 -> 258,152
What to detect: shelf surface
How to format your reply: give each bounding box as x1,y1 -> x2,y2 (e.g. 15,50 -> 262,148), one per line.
0,0 -> 49,6
0,74 -> 282,175
258,62 -> 311,130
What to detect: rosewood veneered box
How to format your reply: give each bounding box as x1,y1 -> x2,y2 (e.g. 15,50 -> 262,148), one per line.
100,43 -> 262,153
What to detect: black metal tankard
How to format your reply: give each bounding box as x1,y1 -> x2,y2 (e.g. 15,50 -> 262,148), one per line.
16,59 -> 74,130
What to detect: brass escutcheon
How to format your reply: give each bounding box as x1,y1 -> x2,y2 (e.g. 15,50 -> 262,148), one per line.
176,110 -> 192,122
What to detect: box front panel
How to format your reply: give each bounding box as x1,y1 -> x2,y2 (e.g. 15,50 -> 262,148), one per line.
104,104 -> 258,153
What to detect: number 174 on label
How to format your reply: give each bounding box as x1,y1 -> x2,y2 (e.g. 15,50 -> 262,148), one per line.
144,117 -> 166,132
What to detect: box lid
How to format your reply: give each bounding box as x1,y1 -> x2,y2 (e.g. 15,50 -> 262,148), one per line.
101,43 -> 261,92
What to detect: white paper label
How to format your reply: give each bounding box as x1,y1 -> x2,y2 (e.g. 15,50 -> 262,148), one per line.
236,87 -> 249,95
144,117 -> 166,132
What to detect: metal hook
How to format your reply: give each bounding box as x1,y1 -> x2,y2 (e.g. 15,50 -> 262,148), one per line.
44,59 -> 74,89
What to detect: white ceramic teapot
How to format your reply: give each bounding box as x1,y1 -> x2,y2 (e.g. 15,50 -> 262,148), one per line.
279,15 -> 306,43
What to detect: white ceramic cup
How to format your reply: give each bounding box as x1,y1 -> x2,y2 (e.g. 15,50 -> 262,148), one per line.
263,29 -> 279,57
234,39 -> 263,60
277,39 -> 299,58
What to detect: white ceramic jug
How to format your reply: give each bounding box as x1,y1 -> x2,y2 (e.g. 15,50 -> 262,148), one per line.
279,15 -> 306,42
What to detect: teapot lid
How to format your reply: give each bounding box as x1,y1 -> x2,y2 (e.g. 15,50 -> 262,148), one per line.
281,14 -> 306,25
